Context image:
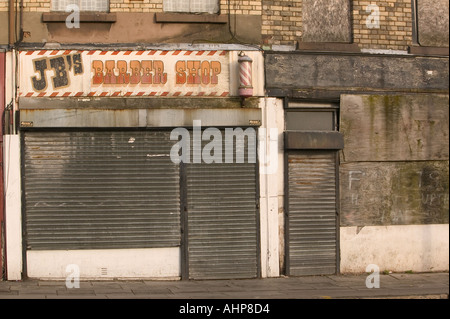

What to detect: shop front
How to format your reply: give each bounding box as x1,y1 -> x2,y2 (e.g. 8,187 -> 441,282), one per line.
15,48 -> 265,280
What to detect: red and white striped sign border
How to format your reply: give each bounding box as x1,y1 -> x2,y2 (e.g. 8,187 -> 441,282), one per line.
20,50 -> 230,98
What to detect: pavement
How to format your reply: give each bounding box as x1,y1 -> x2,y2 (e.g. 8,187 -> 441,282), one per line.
0,272 -> 448,300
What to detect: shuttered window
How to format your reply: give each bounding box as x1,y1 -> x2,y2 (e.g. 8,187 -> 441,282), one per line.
23,130 -> 180,250
23,127 -> 259,279
285,102 -> 340,276
287,151 -> 338,276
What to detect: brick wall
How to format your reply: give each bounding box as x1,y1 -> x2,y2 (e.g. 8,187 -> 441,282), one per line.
110,0 -> 162,12
220,0 -> 262,15
2,1 -> 263,14
261,0 -> 413,50
262,0 -> 302,46
0,0 -> 7,12
10,0 -> 262,14
0,0 -> 52,12
353,0 -> 413,51
21,0 -> 51,12
0,0 -> 420,51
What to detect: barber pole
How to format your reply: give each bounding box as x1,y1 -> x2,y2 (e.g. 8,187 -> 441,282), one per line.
238,52 -> 253,98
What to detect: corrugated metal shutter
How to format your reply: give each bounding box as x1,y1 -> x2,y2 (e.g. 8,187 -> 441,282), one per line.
287,151 -> 337,276
186,129 -> 259,279
22,130 -> 181,250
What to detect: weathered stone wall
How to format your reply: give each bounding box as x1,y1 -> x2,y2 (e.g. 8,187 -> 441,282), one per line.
340,94 -> 449,227
340,161 -> 449,226
0,0 -> 263,45
340,95 -> 449,162
266,52 -> 449,227
264,53 -> 449,98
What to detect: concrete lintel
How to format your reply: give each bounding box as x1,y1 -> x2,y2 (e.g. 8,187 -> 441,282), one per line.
18,97 -> 262,110
16,42 -> 262,52
19,108 -> 262,128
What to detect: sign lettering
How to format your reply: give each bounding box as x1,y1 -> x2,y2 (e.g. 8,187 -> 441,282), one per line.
30,53 -> 83,92
21,50 -> 234,98
90,60 -> 221,86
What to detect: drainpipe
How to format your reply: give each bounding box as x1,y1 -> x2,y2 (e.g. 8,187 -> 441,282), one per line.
9,0 -> 15,47
5,0 -> 19,279
18,0 -> 24,45
411,0 -> 421,46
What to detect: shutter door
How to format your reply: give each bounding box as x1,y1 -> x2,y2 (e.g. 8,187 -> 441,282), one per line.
287,151 -> 338,276
186,129 -> 258,279
23,130 -> 181,250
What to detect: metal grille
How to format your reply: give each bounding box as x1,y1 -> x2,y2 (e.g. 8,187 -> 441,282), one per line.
22,130 -> 181,250
186,129 -> 258,279
287,151 -> 337,276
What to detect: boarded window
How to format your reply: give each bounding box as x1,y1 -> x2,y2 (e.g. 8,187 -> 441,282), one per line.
417,0 -> 449,47
286,103 -> 338,132
302,0 -> 351,43
286,111 -> 335,131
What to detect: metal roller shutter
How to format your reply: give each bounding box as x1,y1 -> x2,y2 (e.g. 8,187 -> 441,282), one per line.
22,130 -> 181,250
287,151 -> 338,276
186,129 -> 259,279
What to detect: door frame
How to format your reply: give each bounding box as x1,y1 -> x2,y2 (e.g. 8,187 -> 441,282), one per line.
283,99 -> 342,276
284,150 -> 341,276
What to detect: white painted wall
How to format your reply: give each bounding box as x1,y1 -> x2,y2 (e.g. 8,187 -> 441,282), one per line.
4,135 -> 22,281
27,248 -> 181,280
340,224 -> 449,273
259,97 -> 284,278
